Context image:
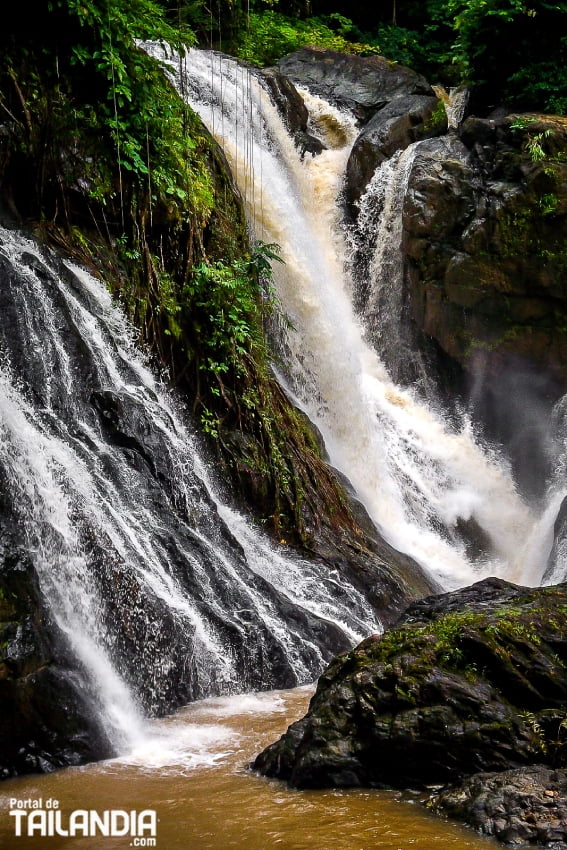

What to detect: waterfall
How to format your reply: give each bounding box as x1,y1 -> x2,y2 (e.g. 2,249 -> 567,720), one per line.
0,226 -> 382,750
350,141 -> 430,385
432,85 -> 470,130
151,45 -> 543,590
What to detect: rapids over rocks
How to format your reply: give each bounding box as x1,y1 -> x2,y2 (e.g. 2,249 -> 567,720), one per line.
151,43 -> 567,591
0,227 -> 387,776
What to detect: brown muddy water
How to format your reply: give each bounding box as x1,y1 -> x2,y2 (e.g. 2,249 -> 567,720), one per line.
0,686 -> 498,850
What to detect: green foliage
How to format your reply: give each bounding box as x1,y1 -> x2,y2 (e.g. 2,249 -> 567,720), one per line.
539,193 -> 559,216
361,24 -> 431,69
62,0 -> 214,217
235,10 -> 378,66
0,2 -> 367,545
423,99 -> 448,132
186,249 -> 269,375
267,0 -> 567,114
526,130 -> 552,162
425,0 -> 567,112
0,1 -> 220,236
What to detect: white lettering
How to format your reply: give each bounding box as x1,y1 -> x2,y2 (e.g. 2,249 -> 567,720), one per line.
9,806 -> 159,838
9,811 -> 26,836
54,810 -> 69,836
138,810 -> 157,836
90,810 -> 110,836
110,810 -> 130,836
69,810 -> 90,836
27,811 -> 46,836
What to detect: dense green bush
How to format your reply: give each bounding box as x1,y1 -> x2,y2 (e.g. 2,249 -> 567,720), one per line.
235,11 -> 377,66
446,0 -> 567,113
226,0 -> 567,114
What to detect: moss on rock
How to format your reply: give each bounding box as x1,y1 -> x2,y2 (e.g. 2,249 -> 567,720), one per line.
254,578 -> 567,790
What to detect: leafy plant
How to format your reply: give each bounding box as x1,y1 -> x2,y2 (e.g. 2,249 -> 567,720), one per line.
184,241 -> 283,379
539,193 -> 559,216
235,10 -> 378,66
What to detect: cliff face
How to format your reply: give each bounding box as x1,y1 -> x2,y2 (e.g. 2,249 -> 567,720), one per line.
278,49 -> 567,410
403,115 -> 567,394
0,489 -> 113,777
0,44 -> 439,778
2,37 -> 566,783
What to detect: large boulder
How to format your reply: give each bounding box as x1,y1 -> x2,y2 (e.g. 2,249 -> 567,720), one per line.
403,114 -> 567,392
254,578 -> 567,790
345,94 -> 447,209
276,48 -> 432,123
257,67 -> 325,156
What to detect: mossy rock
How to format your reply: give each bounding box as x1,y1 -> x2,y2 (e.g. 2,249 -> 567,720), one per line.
254,577 -> 567,789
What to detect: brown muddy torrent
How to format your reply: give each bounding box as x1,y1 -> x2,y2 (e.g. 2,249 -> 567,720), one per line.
0,688 -> 498,850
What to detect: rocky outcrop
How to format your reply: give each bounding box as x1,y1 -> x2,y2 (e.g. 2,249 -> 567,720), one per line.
253,578 -> 567,790
276,47 -> 432,123
275,49 -> 567,457
345,95 -> 447,209
402,114 -> 567,393
429,766 -> 567,848
546,493 -> 567,584
0,229 -> 438,778
258,68 -> 325,156
0,497 -> 112,778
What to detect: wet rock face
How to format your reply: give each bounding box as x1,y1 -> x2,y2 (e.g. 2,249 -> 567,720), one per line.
0,498 -> 113,778
272,52 -> 567,408
253,578 -> 567,790
345,95 -> 447,210
546,495 -> 567,584
429,766 -> 567,849
277,48 -> 432,123
258,68 -> 325,156
402,114 -> 567,393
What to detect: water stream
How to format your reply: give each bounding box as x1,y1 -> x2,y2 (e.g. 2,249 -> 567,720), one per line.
0,688 -> 498,850
150,45 -> 555,591
1,43 -> 567,848
0,225 -> 380,750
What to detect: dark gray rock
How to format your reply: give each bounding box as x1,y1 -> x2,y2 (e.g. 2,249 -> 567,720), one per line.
258,67 -> 325,156
429,765 -> 567,848
277,48 -> 432,123
346,94 -> 447,209
403,114 -> 567,392
545,495 -> 567,585
253,578 -> 567,790
0,495 -> 113,778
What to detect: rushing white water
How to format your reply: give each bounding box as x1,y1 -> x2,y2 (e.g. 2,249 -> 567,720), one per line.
351,141 -> 430,384
150,45 -> 542,590
0,226 -> 382,751
0,366 -> 144,752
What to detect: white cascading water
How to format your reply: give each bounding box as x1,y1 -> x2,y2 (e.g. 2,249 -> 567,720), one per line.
148,45 -> 552,590
349,140 -> 431,385
0,226 -> 382,750
432,84 -> 470,130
